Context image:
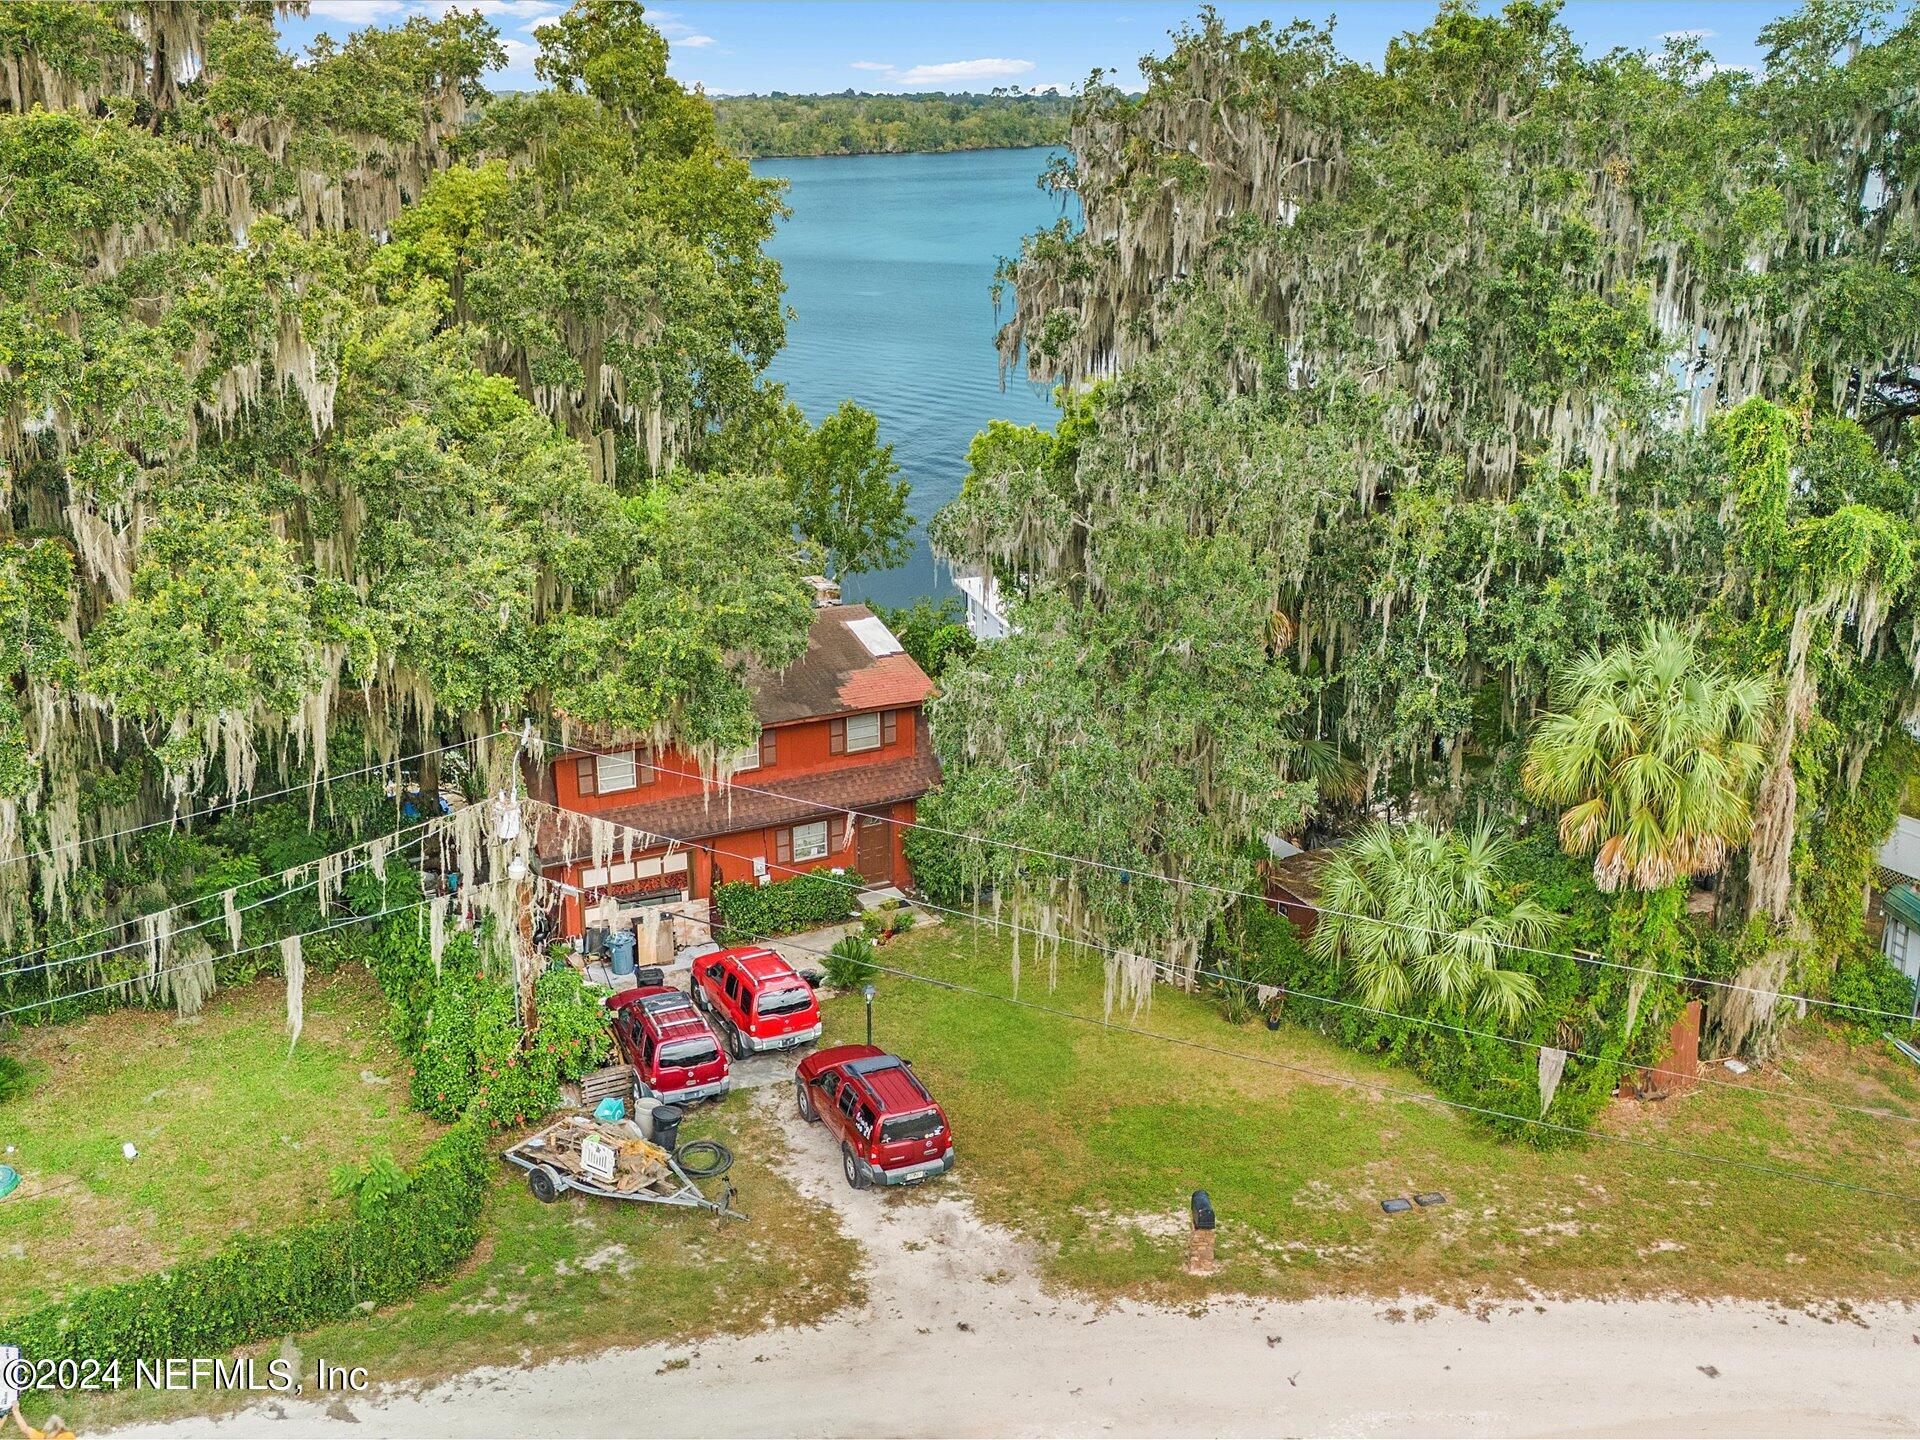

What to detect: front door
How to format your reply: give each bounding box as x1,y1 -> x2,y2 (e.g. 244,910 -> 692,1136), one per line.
856,810 -> 892,882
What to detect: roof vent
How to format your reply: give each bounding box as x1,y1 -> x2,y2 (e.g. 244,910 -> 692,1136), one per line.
846,616 -> 904,658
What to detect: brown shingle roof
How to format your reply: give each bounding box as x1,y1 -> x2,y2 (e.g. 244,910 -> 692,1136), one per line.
1264,849 -> 1331,903
536,749 -> 942,861
748,604 -> 933,726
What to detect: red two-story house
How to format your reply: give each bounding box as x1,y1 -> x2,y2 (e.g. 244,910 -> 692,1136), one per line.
536,603 -> 940,938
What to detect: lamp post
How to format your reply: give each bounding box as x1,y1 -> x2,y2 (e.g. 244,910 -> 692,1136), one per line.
862,983 -> 877,1048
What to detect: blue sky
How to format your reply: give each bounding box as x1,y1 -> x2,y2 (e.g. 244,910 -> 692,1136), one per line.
283,2 -> 1785,95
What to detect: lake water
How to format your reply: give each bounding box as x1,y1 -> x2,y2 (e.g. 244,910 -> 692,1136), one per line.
753,147 -> 1071,610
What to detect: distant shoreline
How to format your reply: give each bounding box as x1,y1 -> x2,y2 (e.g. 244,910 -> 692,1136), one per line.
745,142 -> 1061,161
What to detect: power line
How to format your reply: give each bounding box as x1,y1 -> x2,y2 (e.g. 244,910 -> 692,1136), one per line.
0,817 -> 446,976
0,833 -> 438,984
689,906 -> 1920,1209
526,799 -> 1920,1134
0,729 -> 509,872
543,739 -> 1920,1029
0,894 -> 448,1020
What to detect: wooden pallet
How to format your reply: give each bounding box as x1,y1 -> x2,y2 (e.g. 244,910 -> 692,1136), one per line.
581,1064 -> 636,1106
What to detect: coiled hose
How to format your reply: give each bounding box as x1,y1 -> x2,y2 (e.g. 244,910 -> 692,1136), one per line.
674,1138 -> 734,1178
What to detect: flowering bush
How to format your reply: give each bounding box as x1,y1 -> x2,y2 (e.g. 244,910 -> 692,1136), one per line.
408,955 -> 610,1128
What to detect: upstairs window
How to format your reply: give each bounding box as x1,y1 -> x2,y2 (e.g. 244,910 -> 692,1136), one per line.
575,750 -> 649,796
831,711 -> 892,755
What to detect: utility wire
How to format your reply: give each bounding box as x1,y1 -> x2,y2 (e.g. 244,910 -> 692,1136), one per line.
0,729 -> 510,872
0,817 -> 445,976
593,879 -> 1920,1208
0,894 -> 450,1020
837,948 -> 1920,1209
528,798 -> 1920,1133
547,740 -> 1920,1029
0,832 -> 437,983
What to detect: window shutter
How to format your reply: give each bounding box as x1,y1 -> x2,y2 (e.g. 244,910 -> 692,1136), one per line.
637,748 -> 655,785
760,729 -> 777,766
575,756 -> 597,796
882,710 -> 897,745
828,718 -> 845,755
775,827 -> 792,865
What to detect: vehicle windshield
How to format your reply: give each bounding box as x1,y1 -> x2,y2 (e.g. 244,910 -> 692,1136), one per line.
756,985 -> 812,1017
880,1108 -> 943,1143
658,1039 -> 719,1069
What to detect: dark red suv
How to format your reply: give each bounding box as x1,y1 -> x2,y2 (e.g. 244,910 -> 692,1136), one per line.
692,946 -> 822,1058
604,986 -> 730,1104
795,1044 -> 955,1189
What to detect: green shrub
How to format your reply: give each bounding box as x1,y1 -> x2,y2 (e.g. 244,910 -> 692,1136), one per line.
1218,881 -> 1686,1146
901,798 -> 971,907
408,951 -> 610,1128
715,869 -> 864,938
8,1115 -> 491,1389
822,935 -> 878,989
1832,948 -> 1918,1039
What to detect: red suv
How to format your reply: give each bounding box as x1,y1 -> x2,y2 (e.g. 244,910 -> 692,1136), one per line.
693,946 -> 822,1058
605,986 -> 730,1103
795,1045 -> 955,1189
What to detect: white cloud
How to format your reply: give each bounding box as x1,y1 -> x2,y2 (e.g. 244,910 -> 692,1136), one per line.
893,57 -> 1036,86
675,33 -> 715,48
308,1 -> 404,20
846,57 -> 1047,90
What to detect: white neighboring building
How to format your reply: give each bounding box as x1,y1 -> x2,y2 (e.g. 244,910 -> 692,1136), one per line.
956,570 -> 1014,642
1875,815 -> 1920,1002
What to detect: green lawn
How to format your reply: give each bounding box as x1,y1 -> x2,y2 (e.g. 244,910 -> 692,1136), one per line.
826,923 -> 1920,1306
58,1094 -> 862,1432
0,967 -> 437,1314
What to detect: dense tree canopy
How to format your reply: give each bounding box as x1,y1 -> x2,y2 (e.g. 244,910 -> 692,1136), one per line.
0,0 -> 898,983
932,0 -> 1920,1049
713,90 -> 1070,158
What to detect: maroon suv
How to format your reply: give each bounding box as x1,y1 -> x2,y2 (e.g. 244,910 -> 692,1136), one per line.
795,1044 -> 955,1189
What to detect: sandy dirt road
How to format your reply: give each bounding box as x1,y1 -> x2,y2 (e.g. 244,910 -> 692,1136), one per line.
119,1086 -> 1920,1439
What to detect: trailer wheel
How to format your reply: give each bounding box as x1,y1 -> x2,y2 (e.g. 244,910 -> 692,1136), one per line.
841,1144 -> 870,1191
796,1076 -> 818,1122
527,1165 -> 562,1204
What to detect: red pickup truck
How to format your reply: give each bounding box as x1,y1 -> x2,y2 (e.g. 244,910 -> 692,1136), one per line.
795,1044 -> 956,1189
692,945 -> 823,1058
604,985 -> 731,1104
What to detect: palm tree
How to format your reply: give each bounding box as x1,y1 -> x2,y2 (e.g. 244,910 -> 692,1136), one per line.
1310,820 -> 1557,1025
1522,624 -> 1773,893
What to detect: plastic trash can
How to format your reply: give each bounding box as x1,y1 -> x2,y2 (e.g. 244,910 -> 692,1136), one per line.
651,1104 -> 684,1153
607,929 -> 637,977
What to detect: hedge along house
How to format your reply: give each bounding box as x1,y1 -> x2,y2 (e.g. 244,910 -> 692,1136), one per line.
534,603 -> 940,940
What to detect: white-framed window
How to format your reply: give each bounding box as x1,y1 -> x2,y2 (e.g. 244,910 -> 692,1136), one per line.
791,820 -> 830,862
844,712 -> 882,753
730,742 -> 761,772
596,750 -> 638,793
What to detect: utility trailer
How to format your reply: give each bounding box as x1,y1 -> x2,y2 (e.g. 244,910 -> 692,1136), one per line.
500,1112 -> 744,1219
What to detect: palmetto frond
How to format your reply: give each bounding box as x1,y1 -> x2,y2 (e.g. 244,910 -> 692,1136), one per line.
1525,622 -> 1776,893
1312,819 -> 1556,1026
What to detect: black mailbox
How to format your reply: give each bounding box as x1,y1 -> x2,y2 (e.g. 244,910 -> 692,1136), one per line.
1190,1189 -> 1216,1231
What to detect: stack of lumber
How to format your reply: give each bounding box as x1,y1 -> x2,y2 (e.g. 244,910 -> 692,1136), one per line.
526,1112 -> 671,1192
